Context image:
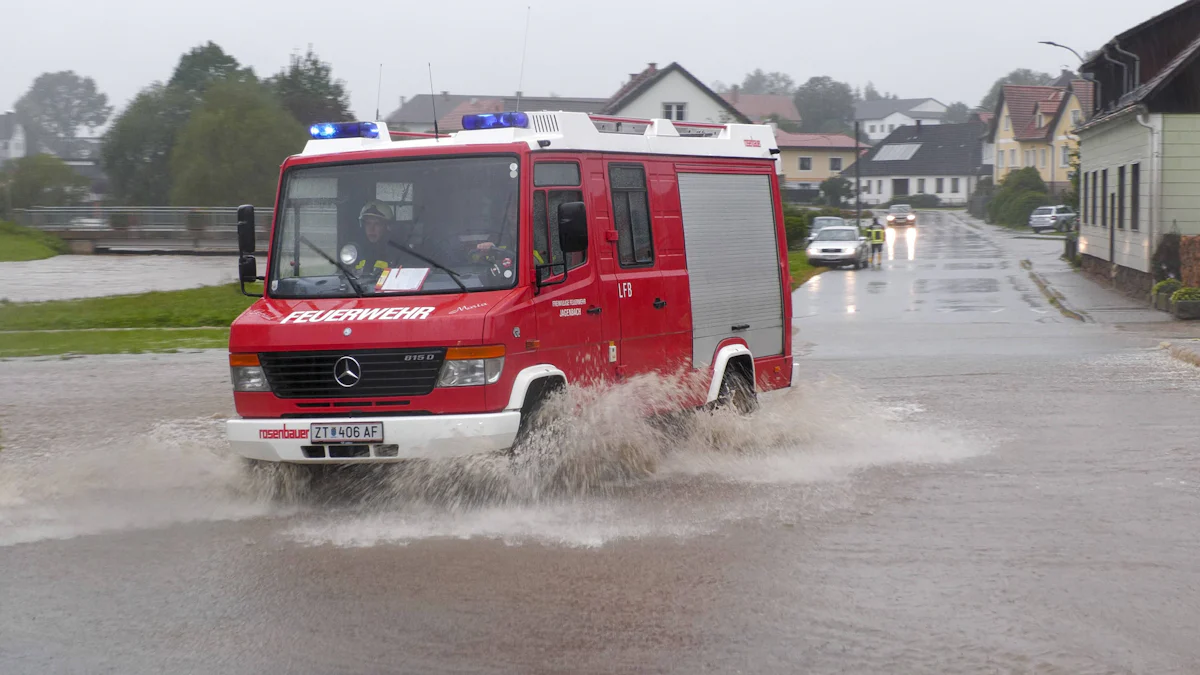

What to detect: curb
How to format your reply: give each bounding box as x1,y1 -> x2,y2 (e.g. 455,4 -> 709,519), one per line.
1161,341 -> 1200,368
1022,259 -> 1090,323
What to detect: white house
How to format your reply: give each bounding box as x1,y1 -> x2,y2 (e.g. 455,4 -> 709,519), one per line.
842,121 -> 989,206
0,112 -> 27,165
602,63 -> 751,124
855,98 -> 947,143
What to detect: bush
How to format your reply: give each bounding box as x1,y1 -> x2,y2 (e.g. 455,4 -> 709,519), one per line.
1153,279 -> 1183,296
1153,232 -> 1182,283
890,194 -> 941,208
1170,287 -> 1200,303
987,168 -> 1050,225
782,204 -> 811,249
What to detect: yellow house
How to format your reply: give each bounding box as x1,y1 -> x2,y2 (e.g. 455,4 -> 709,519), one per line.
774,131 -> 862,189
990,81 -> 1093,193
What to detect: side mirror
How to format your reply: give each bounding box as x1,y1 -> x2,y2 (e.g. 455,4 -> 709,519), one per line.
558,201 -> 588,253
239,255 -> 258,284
237,204 -> 256,254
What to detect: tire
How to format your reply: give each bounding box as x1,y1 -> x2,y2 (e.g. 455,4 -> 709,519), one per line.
510,378 -> 566,455
715,367 -> 759,415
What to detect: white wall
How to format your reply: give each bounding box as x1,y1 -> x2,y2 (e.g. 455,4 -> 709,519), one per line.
861,112 -> 944,142
910,99 -> 947,114
855,174 -> 975,206
612,70 -> 732,123
1077,113 -> 1154,272
0,124 -> 26,162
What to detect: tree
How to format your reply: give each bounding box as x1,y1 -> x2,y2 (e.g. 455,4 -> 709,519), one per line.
863,82 -> 883,101
739,69 -> 796,95
794,76 -> 856,133
820,175 -> 853,206
0,154 -> 89,208
267,46 -> 353,126
13,71 -> 112,152
102,84 -> 194,205
170,79 -> 305,206
979,69 -> 1056,112
944,102 -> 970,123
169,41 -> 255,102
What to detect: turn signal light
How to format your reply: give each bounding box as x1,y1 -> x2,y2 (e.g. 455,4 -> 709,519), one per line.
229,353 -> 260,367
445,345 -> 506,360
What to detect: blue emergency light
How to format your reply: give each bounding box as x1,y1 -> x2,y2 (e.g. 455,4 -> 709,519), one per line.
461,112 -> 530,130
309,121 -> 380,140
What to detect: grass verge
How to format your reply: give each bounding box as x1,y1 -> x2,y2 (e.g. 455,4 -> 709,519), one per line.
788,252 -> 827,290
0,283 -> 260,331
0,221 -> 69,262
0,328 -> 230,358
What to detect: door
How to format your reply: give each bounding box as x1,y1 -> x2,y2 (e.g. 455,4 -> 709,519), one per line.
530,160 -> 612,382
892,178 -> 910,197
605,161 -> 670,378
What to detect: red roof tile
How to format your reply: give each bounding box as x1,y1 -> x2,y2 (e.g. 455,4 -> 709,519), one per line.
1071,80 -> 1095,119
1003,85 -> 1068,141
722,92 -> 801,123
773,131 -> 861,149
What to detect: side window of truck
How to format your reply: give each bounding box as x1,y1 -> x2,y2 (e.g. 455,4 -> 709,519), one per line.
533,162 -> 586,272
608,164 -> 654,267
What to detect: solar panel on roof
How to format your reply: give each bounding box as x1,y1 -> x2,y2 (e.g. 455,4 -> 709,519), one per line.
873,143 -> 922,161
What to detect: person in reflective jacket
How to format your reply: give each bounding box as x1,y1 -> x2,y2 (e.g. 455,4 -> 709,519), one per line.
867,217 -> 886,267
354,200 -> 396,279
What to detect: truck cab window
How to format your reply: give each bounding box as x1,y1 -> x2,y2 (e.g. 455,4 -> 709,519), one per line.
533,189 -> 586,272
609,164 -> 654,267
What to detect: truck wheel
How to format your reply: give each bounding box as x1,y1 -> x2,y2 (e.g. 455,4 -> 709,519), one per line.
511,377 -> 566,455
716,367 -> 759,415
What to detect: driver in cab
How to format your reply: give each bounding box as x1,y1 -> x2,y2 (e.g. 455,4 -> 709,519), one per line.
354,200 -> 398,278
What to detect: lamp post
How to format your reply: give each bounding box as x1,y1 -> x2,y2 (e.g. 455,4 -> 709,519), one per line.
1039,41 -> 1084,63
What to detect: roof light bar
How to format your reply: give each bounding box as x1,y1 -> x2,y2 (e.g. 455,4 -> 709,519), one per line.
309,121 -> 380,140
462,112 -> 530,130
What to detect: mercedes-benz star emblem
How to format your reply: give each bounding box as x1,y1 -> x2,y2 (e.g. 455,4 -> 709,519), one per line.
333,356 -> 362,388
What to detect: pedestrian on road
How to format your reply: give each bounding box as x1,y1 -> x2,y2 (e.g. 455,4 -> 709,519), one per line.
868,217 -> 886,267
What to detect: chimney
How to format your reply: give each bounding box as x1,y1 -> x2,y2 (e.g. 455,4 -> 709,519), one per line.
648,62 -> 657,71
629,73 -> 639,82
916,119 -> 922,134
731,84 -> 740,103
441,90 -> 449,99
399,95 -> 406,107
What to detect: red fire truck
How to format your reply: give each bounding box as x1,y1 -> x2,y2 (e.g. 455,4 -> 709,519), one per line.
226,111 -> 797,466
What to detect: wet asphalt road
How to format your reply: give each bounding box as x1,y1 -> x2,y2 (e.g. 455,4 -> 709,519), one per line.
2,211 -> 1199,674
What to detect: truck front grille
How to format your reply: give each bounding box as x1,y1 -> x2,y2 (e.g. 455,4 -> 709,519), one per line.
259,348 -> 446,399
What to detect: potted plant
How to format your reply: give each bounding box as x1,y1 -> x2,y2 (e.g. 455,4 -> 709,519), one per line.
1153,278 -> 1182,311
1170,287 -> 1200,320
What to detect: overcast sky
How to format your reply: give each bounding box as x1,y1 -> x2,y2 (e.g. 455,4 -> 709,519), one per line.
3,0 -> 1181,124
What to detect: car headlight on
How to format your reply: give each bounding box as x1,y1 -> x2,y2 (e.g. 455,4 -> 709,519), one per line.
886,215 -> 895,221
436,345 -> 505,387
907,214 -> 916,221
229,353 -> 270,392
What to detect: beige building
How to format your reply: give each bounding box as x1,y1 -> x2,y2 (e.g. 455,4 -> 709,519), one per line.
774,132 -> 861,189
989,82 -> 1092,194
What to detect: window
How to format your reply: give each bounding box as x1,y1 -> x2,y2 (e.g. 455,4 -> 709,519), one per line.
662,103 -> 686,121
951,177 -> 960,193
863,181 -> 872,194
936,178 -> 944,193
798,156 -> 813,171
1004,116 -> 1010,131
1117,165 -> 1126,229
889,124 -> 895,131
1082,172 -> 1089,224
1040,149 -> 1047,168
1037,114 -> 1045,128
534,162 -> 581,187
609,164 -> 654,267
876,180 -> 883,194
1009,149 -> 1016,166
917,178 -> 926,193
830,157 -> 843,171
1101,169 -> 1108,228
1071,109 -> 1082,126
1091,171 -> 1098,226
1061,144 -> 1070,167
1131,163 -> 1140,231
869,125 -> 877,133
998,151 -> 1005,168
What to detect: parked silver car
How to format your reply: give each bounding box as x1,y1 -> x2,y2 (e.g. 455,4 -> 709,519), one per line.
804,216 -> 847,246
806,225 -> 870,269
1028,205 -> 1077,233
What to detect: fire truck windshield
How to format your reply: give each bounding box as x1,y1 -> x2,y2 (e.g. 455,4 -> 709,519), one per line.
269,154 -> 521,298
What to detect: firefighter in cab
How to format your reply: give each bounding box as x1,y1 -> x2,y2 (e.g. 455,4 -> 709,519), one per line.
868,217 -> 886,268
352,200 -> 405,279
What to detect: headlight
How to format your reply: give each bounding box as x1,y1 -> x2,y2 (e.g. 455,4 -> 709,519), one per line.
907,214 -> 916,221
436,345 -> 505,387
887,215 -> 895,221
229,354 -> 270,392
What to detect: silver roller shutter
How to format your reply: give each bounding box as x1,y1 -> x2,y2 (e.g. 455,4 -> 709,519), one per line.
677,172 -> 785,366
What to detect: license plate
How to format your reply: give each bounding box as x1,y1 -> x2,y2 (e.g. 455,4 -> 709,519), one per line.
309,422 -> 384,444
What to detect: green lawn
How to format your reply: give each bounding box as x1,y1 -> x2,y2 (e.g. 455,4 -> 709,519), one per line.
0,221 -> 69,262
788,252 -> 827,290
0,282 -> 260,358
0,283 -> 260,331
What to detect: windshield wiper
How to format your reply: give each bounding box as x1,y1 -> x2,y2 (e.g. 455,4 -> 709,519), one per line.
299,236 -> 365,297
386,240 -> 468,293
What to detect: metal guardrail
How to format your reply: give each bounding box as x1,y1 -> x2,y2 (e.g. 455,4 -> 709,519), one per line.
12,207 -> 273,253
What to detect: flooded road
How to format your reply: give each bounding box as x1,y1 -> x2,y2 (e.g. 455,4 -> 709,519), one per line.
0,254 -> 250,302
2,212 -> 1199,673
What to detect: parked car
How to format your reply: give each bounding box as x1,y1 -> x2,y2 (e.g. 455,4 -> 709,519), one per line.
1028,205 -> 1077,233
806,225 -> 870,269
886,204 -> 917,227
804,216 -> 847,246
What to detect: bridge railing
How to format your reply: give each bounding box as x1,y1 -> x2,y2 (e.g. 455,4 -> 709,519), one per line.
13,206 -> 274,233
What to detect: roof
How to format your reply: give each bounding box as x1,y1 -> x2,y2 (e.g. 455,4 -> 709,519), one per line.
841,121 -> 987,178
601,62 -> 751,123
773,131 -> 860,149
854,98 -> 945,121
1082,0 -> 1200,69
299,112 -> 779,162
1071,80 -> 1095,117
385,93 -> 607,128
721,91 -> 801,123
997,85 -> 1066,141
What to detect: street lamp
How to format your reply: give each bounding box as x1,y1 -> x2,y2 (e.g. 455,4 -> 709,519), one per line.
1039,41 -> 1085,63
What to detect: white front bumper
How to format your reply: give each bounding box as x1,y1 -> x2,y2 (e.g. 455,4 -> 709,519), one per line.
226,412 -> 522,463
